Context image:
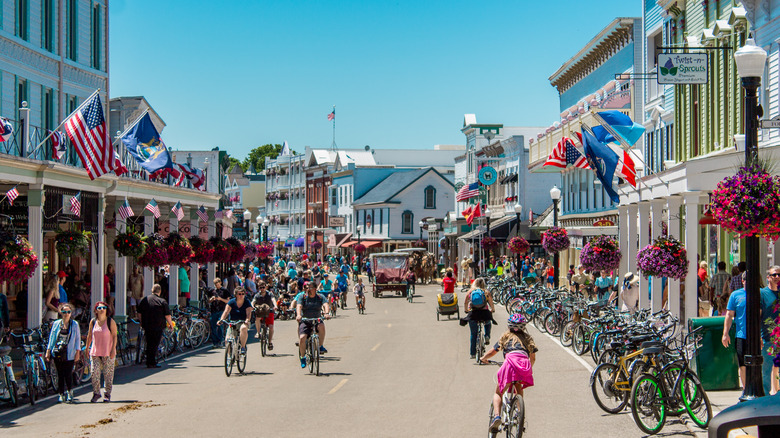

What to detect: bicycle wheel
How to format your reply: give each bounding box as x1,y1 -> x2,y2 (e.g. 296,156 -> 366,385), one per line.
533,309 -> 549,333
76,358 -> 92,384
260,327 -> 267,357
590,334 -> 607,363
506,395 -> 525,438
34,358 -> 48,397
26,366 -> 35,406
224,342 -> 234,377
559,321 -> 577,347
572,325 -> 588,356
237,346 -> 247,374
658,363 -> 685,416
543,313 -> 558,335
307,339 -> 315,374
680,371 -> 711,429
488,403 -> 498,438
630,373 -> 666,435
314,344 -> 320,376
590,363 -> 630,414
597,348 -> 621,366
476,327 -> 485,364
136,333 -> 145,365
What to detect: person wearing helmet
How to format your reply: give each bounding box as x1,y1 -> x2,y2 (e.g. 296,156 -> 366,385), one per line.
480,313 -> 538,434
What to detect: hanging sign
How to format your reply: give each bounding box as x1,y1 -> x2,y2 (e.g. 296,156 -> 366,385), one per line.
478,166 -> 498,185
593,219 -> 615,227
657,53 -> 708,84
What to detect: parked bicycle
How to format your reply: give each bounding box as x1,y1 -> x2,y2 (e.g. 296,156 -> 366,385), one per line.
10,328 -> 55,405
0,333 -> 19,407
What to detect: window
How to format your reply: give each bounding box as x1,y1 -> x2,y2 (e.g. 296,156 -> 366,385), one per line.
424,185 -> 436,209
42,0 -> 54,51
15,0 -> 29,40
91,4 -> 101,69
43,88 -> 54,130
379,209 -> 383,234
371,209 -> 375,234
401,211 -> 413,234
67,0 -> 77,60
330,186 -> 337,207
16,79 -> 28,118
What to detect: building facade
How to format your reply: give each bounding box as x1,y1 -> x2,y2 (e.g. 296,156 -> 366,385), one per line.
264,151 -> 306,247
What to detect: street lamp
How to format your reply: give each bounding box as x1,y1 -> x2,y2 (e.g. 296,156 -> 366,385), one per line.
550,186 -> 561,289
203,158 -> 210,192
243,210 -> 252,239
514,203 -> 523,236
262,217 -> 270,242
356,228 -> 362,274
734,37 -> 768,401
418,220 -> 424,242
485,207 -> 492,236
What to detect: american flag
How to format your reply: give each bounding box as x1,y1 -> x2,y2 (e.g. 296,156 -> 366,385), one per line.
70,192 -> 82,216
543,136 -> 590,170
118,199 -> 134,220
171,201 -> 184,221
456,182 -> 480,202
50,130 -> 67,159
197,206 -> 209,222
145,199 -> 161,218
0,117 -> 13,142
63,92 -> 117,180
225,209 -> 233,219
5,186 -> 19,205
327,109 -> 335,121
214,209 -> 224,219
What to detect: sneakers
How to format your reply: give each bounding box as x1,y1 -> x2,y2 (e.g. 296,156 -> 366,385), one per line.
300,357 -> 307,368
66,390 -> 74,403
90,393 -> 101,403
319,345 -> 328,354
485,336 -> 491,346
58,394 -> 65,403
470,354 -> 476,359
103,394 -> 111,403
268,342 -> 274,351
240,347 -> 247,355
489,415 -> 501,432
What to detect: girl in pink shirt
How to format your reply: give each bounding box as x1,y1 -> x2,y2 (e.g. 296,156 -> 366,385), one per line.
85,301 -> 117,402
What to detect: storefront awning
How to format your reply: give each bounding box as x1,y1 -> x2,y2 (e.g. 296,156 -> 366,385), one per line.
328,233 -> 352,247
457,216 -> 516,241
341,241 -> 357,248
363,240 -> 382,248
294,237 -> 305,247
500,173 -> 518,184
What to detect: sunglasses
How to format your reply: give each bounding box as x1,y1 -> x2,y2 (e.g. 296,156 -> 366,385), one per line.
770,273 -> 780,278
61,310 -> 72,314
236,293 -> 246,296
97,306 -> 107,310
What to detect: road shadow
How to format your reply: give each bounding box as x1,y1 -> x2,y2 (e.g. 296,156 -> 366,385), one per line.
320,356 -> 342,362
235,372 -> 272,377
144,382 -> 187,386
319,372 -> 352,377
268,353 -> 294,358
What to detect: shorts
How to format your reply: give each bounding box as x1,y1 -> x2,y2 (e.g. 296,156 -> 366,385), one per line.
546,276 -> 554,285
298,319 -> 323,336
735,337 -> 746,367
256,312 -> 274,326
130,297 -> 142,306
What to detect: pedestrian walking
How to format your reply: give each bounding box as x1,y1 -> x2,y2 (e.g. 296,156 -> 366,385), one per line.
45,303 -> 81,403
85,301 -> 117,402
710,261 -> 731,315
128,265 -> 144,318
137,284 -> 172,368
208,278 -> 231,347
722,272 -> 747,388
760,266 -> 780,395
43,274 -> 61,321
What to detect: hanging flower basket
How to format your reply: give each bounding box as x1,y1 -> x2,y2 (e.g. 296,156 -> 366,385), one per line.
508,236 -> 530,255
225,237 -> 245,263
113,229 -> 148,259
55,229 -> 92,258
710,162 -> 780,241
541,226 -> 570,253
166,233 -> 193,266
244,243 -> 258,260
189,236 -> 214,265
211,237 -> 232,263
354,243 -> 367,253
258,242 -> 274,258
414,239 -> 426,248
766,302 -> 780,361
137,234 -> 168,268
580,235 -> 621,271
0,233 -> 39,284
310,241 -> 322,250
481,237 -> 499,252
636,236 -> 688,280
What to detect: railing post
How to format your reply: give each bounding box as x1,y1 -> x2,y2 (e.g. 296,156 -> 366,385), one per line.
19,101 -> 30,158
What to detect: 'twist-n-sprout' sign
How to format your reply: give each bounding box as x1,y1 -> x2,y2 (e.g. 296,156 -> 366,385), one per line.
657,53 -> 708,84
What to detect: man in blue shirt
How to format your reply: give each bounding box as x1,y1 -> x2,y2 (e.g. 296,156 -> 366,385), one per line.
57,271 -> 69,304
760,265 -> 780,395
335,271 -> 349,307
723,273 -> 747,388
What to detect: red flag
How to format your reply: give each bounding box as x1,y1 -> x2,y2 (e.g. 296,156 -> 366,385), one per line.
465,203 -> 482,226
616,150 -> 637,187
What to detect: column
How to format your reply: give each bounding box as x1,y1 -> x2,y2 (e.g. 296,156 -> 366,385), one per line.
626,203 -> 639,300
650,199 -> 665,312
114,200 -> 128,319
667,196 -> 683,319
143,215 -> 154,296
26,186 -> 44,328
637,202 -> 651,310
207,214 -> 216,287
684,192 -> 705,324
169,213 -> 179,307
189,211 -> 200,307
91,194 -> 105,318
617,205 -> 629,309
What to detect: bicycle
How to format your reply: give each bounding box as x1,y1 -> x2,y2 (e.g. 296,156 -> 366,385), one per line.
488,379 -> 526,437
407,284 -> 414,303
257,318 -> 269,357
475,321 -> 487,365
328,294 -> 338,318
116,320 -> 136,366
0,333 -> 20,407
221,320 -> 246,377
301,318 -> 322,376
357,294 -> 365,314
10,329 -> 54,405
135,324 -> 170,366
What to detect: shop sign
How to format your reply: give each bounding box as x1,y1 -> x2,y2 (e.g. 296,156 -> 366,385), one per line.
657,53 -> 708,84
478,166 -> 498,186
232,227 -> 247,240
329,216 -> 345,227
593,219 -> 615,227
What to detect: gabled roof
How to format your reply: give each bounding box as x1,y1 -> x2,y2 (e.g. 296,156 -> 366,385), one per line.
353,167 -> 455,206
306,149 -> 337,167
334,150 -> 376,169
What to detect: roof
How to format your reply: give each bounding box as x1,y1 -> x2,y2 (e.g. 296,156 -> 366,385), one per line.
353,167 -> 454,206
335,150 -> 376,168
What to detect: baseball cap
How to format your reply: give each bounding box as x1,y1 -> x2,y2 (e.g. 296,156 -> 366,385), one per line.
56,271 -> 68,278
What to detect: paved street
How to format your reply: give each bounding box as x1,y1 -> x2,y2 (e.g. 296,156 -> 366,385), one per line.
0,283 -> 697,437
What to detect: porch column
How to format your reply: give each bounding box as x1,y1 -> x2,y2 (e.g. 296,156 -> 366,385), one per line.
684,192 -> 706,323
617,205 -> 629,309
189,211 -> 200,307
169,213 -> 179,307
114,200 -> 128,319
666,196 -> 683,319
650,199 -> 665,312
91,194 -> 106,317
26,186 -> 44,328
207,213 -> 216,287
637,202 -> 651,310
143,215 -> 154,296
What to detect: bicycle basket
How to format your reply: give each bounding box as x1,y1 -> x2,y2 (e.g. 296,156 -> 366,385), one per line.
684,335 -> 703,361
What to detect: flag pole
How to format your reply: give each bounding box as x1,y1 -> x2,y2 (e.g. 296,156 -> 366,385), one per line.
29,89 -> 101,156
331,105 -> 337,151
112,108 -> 150,146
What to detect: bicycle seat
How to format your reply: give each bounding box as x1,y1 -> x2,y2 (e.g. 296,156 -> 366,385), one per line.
642,346 -> 664,355
629,334 -> 654,344
0,345 -> 11,356
640,341 -> 663,349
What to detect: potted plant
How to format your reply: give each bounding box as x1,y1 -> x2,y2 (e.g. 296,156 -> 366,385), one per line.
137,234 -> 168,267
311,241 -> 322,250
225,237 -> 245,263
113,228 -> 148,259
507,236 -> 530,255
579,235 -> 621,271
210,237 -> 232,263
257,242 -> 274,258
55,229 -> 92,258
481,236 -> 498,253
541,226 -> 570,253
354,243 -> 367,253
166,232 -> 193,266
189,236 -> 214,264
244,243 -> 258,260
710,162 -> 780,240
0,233 -> 38,284
636,236 -> 688,280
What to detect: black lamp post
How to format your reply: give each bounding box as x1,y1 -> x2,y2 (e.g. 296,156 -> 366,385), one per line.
262,217 -> 269,242
514,203 -> 522,279
550,185 -> 561,289
734,37 -> 768,401
356,228 -> 361,274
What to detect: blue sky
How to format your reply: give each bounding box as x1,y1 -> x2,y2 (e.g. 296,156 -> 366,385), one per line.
109,0 -> 640,157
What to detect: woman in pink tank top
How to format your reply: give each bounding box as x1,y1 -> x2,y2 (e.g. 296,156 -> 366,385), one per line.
85,301 -> 117,402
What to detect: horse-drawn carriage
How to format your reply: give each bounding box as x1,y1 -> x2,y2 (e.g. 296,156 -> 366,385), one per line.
370,253 -> 409,298
395,248 -> 437,284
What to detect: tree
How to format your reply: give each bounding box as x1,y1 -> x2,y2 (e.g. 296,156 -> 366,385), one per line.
223,155 -> 243,173
242,144 -> 297,172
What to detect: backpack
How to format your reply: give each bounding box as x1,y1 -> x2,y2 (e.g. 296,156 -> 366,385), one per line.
471,288 -> 486,308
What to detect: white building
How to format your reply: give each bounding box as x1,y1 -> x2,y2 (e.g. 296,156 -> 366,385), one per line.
265,151 -> 306,248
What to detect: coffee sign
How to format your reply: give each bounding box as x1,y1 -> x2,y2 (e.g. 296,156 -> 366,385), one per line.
593,219 -> 615,227
657,54 -> 708,84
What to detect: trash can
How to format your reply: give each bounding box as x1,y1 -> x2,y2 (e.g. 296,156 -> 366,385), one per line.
688,316 -> 740,391
437,263 -> 444,278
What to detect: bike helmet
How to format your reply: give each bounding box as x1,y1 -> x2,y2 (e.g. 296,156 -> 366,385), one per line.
507,313 -> 528,331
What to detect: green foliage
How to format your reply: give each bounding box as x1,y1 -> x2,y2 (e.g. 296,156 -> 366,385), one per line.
242,144 -> 297,172
223,155 -> 244,173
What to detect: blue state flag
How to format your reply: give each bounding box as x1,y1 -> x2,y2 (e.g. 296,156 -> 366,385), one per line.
581,128 -> 620,203
122,113 -> 173,174
591,110 -> 645,146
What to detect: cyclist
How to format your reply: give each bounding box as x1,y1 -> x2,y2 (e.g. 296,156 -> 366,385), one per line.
354,277 -> 366,310
480,314 -> 538,434
340,261 -> 350,276
295,281 -> 331,368
252,282 -> 277,350
463,278 -> 496,359
335,271 -> 349,306
217,286 -> 253,355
